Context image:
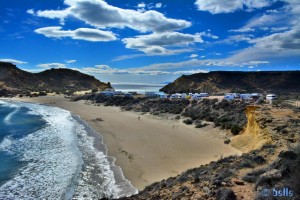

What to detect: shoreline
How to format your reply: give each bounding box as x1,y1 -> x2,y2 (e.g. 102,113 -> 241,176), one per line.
7,95 -> 241,191
72,114 -> 138,198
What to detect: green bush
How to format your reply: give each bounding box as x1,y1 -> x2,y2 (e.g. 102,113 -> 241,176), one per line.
195,123 -> 208,128
231,124 -> 242,135
183,119 -> 193,125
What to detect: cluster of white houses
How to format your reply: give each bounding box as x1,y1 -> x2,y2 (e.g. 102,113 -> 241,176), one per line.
224,93 -> 278,101
101,88 -> 277,101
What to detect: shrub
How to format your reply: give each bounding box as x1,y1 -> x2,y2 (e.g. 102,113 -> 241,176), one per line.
175,115 -> 181,120
231,124 -> 242,135
224,139 -> 231,144
195,123 -> 209,128
38,91 -> 47,96
183,119 -> 193,125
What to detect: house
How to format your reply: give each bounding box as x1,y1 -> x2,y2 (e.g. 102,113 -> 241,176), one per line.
192,94 -> 202,100
159,94 -> 168,99
170,94 -> 179,99
251,93 -> 264,101
177,93 -> 187,99
240,94 -> 252,100
199,93 -> 209,97
266,94 -> 278,100
224,93 -> 240,100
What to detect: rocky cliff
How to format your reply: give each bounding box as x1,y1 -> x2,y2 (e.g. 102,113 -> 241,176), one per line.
160,71 -> 300,94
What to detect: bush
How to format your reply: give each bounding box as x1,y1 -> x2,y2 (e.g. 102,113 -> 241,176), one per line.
231,124 -> 242,135
175,115 -> 181,120
224,139 -> 231,144
195,122 -> 209,128
38,91 -> 47,96
183,119 -> 193,125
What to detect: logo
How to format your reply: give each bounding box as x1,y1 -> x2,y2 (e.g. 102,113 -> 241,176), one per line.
260,188 -> 293,198
273,188 -> 293,197
261,189 -> 270,197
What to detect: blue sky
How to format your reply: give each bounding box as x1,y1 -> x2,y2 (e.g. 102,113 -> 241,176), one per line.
0,0 -> 299,84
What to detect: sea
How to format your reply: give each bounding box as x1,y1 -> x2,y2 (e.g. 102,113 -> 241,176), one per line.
0,100 -> 138,199
111,83 -> 166,94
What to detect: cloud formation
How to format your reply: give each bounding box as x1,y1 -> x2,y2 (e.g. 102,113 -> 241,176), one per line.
35,26 -> 117,42
37,63 -> 66,68
122,32 -> 203,54
0,59 -> 27,65
65,59 -> 76,63
34,0 -> 190,33
195,0 -> 275,14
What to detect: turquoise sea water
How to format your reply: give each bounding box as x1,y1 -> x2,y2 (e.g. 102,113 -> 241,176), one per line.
0,100 -> 137,199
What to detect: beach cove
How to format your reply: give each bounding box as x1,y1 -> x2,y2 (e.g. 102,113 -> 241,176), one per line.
13,95 -> 241,191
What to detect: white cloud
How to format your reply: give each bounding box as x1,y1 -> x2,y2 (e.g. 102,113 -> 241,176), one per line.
199,31 -> 219,39
230,1 -> 300,33
172,70 -> 208,75
229,27 -> 255,33
35,26 -> 117,42
0,59 -> 27,65
195,0 -> 275,14
218,34 -> 254,44
37,63 -> 66,68
190,54 -> 198,58
271,27 -> 290,32
34,0 -> 191,33
250,29 -> 300,50
155,3 -> 162,8
122,32 -> 203,54
226,29 -> 300,63
26,9 -> 35,15
65,59 -> 76,63
137,2 -> 146,8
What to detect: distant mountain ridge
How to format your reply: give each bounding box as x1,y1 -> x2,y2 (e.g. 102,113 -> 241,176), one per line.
0,62 -> 111,93
160,71 -> 300,94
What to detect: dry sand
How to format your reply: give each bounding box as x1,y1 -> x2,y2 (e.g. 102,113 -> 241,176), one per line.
12,95 -> 241,190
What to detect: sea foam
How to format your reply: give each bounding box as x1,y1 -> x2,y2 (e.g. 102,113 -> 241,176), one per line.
0,101 -> 137,199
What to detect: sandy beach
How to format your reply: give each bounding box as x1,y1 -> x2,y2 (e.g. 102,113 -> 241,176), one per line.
12,95 -> 241,190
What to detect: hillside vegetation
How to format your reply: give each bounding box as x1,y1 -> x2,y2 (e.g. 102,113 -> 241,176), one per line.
0,62 -> 111,94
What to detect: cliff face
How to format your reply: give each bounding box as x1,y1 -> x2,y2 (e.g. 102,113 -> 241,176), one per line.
160,71 -> 300,94
0,62 -> 111,92
231,106 -> 272,152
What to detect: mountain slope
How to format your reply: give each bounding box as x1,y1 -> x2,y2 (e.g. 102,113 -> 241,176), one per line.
0,62 -> 111,92
160,71 -> 300,94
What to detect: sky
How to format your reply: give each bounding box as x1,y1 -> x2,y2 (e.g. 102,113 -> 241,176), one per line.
0,0 -> 299,84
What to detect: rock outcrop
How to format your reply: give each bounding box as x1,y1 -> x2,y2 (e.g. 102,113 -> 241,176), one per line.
231,106 -> 272,152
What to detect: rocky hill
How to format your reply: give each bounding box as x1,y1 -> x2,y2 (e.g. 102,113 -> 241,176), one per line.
0,62 -> 111,93
160,71 -> 300,94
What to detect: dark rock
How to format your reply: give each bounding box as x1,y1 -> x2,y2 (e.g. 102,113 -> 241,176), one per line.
279,151 -> 298,160
217,188 -> 237,200
233,180 -> 245,185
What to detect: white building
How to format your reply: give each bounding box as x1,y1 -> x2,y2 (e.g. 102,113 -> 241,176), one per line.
266,94 -> 278,100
